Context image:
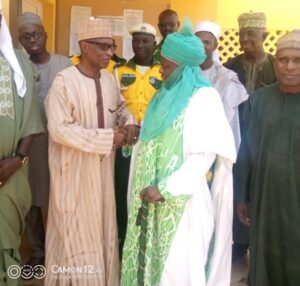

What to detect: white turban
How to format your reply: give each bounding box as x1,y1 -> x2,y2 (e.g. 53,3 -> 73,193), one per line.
194,20 -> 221,40
194,20 -> 222,63
0,15 -> 26,97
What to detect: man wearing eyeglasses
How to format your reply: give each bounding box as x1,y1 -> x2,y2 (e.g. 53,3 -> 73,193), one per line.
114,23 -> 162,256
44,18 -> 137,286
153,9 -> 180,64
18,12 -> 72,270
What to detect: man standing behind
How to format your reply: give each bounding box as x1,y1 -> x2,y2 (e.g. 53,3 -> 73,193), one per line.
225,11 -> 277,131
224,11 -> 277,261
195,20 -> 248,150
0,13 -> 44,285
44,19 -> 136,286
18,12 -> 71,268
153,9 -> 180,63
236,29 -> 300,286
115,23 -> 161,255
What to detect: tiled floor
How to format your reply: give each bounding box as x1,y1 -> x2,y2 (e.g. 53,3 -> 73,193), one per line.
20,236 -> 249,286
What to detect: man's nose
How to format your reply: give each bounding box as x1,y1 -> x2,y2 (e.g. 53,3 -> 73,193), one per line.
286,60 -> 296,70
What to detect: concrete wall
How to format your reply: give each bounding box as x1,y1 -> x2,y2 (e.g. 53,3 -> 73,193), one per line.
171,0 -> 300,29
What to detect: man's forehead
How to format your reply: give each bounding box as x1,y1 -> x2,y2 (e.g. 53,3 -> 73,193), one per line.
19,23 -> 44,32
159,13 -> 177,22
196,31 -> 216,40
239,27 -> 265,33
87,37 -> 113,43
276,48 -> 300,57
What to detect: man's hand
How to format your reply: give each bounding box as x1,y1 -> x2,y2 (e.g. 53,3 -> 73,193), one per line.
140,185 -> 164,203
113,127 -> 128,148
123,124 -> 140,145
237,203 -> 251,226
0,157 -> 22,189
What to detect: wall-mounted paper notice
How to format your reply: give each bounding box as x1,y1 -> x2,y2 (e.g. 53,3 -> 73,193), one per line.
69,6 -> 91,56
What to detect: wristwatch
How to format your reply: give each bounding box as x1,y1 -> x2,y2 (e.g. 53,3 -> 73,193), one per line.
13,152 -> 29,166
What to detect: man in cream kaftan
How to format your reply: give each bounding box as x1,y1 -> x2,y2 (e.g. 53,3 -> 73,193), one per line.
44,19 -> 136,286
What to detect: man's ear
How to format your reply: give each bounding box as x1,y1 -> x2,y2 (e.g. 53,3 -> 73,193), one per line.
177,21 -> 180,29
262,31 -> 268,42
214,39 -> 218,51
79,41 -> 88,54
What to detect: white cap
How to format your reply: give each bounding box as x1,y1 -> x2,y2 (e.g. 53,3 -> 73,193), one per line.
129,23 -> 156,37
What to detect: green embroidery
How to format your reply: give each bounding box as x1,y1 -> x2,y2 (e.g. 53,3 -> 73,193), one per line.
121,74 -> 136,87
0,54 -> 14,119
121,112 -> 189,286
149,77 -> 162,90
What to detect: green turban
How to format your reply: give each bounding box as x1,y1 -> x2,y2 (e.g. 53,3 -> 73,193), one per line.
141,17 -> 210,141
161,17 -> 206,66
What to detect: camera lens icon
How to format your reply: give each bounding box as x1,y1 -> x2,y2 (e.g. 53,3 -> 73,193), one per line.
7,265 -> 21,279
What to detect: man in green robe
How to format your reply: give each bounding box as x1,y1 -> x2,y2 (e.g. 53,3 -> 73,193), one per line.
0,14 -> 44,285
121,18 -> 236,286
236,29 -> 300,286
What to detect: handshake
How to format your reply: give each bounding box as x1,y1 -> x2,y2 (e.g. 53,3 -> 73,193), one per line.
113,124 -> 141,148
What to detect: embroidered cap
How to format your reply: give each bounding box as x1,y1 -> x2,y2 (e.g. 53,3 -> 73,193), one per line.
276,29 -> 300,51
129,23 -> 156,37
238,11 -> 266,29
78,18 -> 112,42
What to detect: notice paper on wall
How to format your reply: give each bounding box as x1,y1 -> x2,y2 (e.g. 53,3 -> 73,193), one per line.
69,6 -> 91,56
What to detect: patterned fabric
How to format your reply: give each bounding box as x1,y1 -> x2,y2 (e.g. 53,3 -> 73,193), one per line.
238,12 -> 266,29
0,54 -> 14,119
121,113 -> 190,285
78,19 -> 111,41
45,67 -> 121,286
276,29 -> 300,51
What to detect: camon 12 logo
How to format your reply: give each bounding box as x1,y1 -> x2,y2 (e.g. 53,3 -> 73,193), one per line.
7,264 -> 46,280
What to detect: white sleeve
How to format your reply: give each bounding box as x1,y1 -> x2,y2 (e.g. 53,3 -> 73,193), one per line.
163,153 -> 216,196
160,87 -> 235,198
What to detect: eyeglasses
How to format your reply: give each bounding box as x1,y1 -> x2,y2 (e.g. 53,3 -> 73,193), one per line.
20,31 -> 44,41
85,41 -> 117,52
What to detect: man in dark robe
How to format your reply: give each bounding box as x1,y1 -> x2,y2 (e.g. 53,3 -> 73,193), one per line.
224,11 -> 277,261
236,29 -> 300,286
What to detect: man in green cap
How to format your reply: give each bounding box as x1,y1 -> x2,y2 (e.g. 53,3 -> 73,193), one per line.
0,13 -> 44,285
236,29 -> 300,286
121,18 -> 236,285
